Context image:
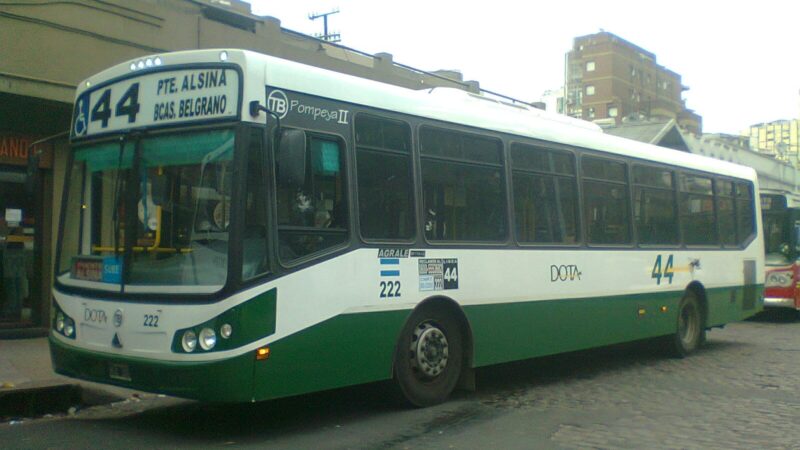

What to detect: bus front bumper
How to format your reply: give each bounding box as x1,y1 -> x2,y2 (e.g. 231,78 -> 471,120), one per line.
763,297 -> 799,310
49,336 -> 256,402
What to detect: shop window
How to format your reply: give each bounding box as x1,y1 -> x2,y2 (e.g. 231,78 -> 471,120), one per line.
0,168 -> 34,326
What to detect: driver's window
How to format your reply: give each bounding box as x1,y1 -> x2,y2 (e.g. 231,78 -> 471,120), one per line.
276,133 -> 348,262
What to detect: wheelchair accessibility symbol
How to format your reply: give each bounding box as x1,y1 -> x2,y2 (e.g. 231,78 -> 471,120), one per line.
73,98 -> 88,137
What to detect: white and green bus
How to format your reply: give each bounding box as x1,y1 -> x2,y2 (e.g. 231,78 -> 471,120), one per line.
51,49 -> 764,406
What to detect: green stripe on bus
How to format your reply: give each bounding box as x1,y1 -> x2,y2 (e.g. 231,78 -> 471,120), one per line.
51,284 -> 761,402
252,309 -> 410,401
171,288 -> 277,353
250,284 -> 760,401
465,285 -> 762,367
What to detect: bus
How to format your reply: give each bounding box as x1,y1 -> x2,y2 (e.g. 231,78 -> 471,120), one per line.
761,190 -> 800,311
51,49 -> 764,406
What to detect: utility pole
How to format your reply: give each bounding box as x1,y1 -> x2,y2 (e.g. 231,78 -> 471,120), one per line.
309,9 -> 341,43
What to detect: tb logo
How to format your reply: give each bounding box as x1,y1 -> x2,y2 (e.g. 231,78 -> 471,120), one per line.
267,90 -> 289,119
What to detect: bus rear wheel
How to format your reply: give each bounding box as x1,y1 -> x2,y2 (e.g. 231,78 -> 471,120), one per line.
393,307 -> 463,407
668,291 -> 705,357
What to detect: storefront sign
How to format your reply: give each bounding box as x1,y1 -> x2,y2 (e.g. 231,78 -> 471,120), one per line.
0,134 -> 54,168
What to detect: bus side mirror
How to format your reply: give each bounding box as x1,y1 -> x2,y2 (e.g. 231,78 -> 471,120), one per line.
277,129 -> 306,186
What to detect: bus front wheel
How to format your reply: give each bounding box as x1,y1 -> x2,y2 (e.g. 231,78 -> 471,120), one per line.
393,307 -> 463,407
668,291 -> 705,357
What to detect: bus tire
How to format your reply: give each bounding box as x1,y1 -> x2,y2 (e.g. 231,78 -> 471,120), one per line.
668,291 -> 705,358
393,306 -> 463,407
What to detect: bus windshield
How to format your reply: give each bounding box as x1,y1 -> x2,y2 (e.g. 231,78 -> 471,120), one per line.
57,129 -> 235,293
763,211 -> 791,263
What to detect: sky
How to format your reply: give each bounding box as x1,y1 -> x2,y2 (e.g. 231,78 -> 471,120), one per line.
245,0 -> 799,135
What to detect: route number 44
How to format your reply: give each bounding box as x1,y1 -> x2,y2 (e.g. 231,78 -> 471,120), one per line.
91,83 -> 141,128
651,254 -> 674,285
444,267 -> 458,283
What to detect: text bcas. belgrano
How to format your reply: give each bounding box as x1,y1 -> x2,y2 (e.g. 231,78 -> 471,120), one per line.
152,70 -> 229,122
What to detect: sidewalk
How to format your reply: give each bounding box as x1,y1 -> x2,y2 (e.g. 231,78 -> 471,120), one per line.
0,336 -> 142,403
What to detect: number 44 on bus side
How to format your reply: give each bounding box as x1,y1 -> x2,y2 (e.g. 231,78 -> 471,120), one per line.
651,254 -> 674,285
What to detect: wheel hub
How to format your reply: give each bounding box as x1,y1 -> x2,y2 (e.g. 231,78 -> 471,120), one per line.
411,323 -> 449,378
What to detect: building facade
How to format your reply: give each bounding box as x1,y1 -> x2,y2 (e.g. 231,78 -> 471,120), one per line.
746,119 -> 800,164
599,120 -> 800,201
564,31 -> 702,134
0,0 -> 480,336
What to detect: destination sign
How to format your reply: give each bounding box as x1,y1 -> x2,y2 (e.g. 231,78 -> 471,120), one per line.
72,67 -> 240,138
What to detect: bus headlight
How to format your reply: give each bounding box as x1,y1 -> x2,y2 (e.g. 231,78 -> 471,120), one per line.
63,318 -> 75,339
199,328 -> 216,351
182,330 -> 198,353
170,289 -> 275,354
766,270 -> 793,287
52,301 -> 76,339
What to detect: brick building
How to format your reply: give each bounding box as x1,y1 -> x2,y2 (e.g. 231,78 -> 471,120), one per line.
564,31 -> 701,134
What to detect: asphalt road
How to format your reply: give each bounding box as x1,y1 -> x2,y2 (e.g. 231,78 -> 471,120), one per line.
2,310 -> 799,449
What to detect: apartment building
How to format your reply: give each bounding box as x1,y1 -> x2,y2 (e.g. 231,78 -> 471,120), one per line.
564,31 -> 701,134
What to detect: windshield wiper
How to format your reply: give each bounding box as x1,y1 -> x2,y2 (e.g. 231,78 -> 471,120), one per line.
110,133 -> 142,292
120,138 -> 144,291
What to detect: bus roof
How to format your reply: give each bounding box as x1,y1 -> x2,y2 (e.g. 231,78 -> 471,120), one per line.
249,51 -> 755,182
77,48 -> 758,183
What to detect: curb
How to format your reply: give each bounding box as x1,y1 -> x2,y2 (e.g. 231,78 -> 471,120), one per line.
0,382 -> 127,421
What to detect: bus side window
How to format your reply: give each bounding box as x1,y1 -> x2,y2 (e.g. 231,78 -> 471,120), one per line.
735,181 -> 754,244
633,165 -> 678,245
419,127 -> 506,242
716,179 -> 737,246
679,173 -> 717,245
276,133 -> 348,262
511,144 -> 579,244
582,156 -> 630,245
355,114 -> 415,240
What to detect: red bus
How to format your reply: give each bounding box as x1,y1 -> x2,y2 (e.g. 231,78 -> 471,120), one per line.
762,192 -> 800,312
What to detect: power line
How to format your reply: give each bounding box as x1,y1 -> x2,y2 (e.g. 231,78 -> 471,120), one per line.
308,8 -> 340,43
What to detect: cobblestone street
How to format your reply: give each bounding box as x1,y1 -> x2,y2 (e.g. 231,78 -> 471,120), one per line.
467,312 -> 800,449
